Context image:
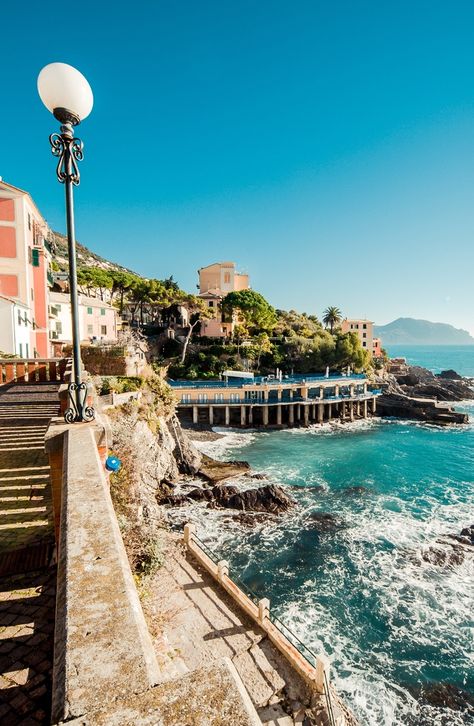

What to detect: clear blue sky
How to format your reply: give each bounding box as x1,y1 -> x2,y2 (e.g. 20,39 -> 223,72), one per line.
2,1 -> 474,333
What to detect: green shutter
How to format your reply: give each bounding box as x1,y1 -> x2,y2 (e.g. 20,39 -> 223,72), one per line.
32,249 -> 40,267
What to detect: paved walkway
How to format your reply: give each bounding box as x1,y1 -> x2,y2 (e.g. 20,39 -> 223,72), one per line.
0,383 -> 60,725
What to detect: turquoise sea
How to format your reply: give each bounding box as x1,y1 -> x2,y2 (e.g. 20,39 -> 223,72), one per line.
193,346 -> 474,726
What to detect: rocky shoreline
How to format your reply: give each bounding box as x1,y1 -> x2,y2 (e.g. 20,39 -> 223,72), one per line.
374,365 -> 473,425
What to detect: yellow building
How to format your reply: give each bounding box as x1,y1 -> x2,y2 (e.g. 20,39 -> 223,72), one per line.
198,261 -> 249,338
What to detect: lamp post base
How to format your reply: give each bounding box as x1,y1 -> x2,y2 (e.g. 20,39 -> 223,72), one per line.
65,382 -> 95,424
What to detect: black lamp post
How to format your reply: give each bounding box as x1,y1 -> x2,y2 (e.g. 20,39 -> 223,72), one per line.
38,62 -> 95,423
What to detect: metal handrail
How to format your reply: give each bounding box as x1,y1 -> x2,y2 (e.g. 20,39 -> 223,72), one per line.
323,668 -> 337,726
191,533 -> 321,667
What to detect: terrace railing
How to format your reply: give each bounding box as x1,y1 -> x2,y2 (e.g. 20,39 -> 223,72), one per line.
0,358 -> 68,385
184,524 -> 343,726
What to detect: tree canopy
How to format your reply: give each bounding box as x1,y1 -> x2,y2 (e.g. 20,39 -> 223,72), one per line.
221,289 -> 277,334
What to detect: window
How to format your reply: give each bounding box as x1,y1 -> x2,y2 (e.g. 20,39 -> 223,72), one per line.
224,272 -> 231,283
19,343 -> 23,357
181,394 -> 191,403
17,310 -> 22,326
363,323 -> 367,329
25,343 -> 29,358
362,342 -> 366,347
23,312 -> 28,324
56,322 -> 62,334
28,213 -> 31,231
363,332 -> 366,338
87,324 -> 93,335
215,393 -> 224,403
198,393 -> 208,403
100,308 -> 106,316
31,249 -> 40,267
31,288 -> 34,300
355,324 -> 359,329
87,307 -> 93,314
56,304 -> 61,311
230,393 -> 240,403
101,325 -> 107,336
208,301 -> 214,307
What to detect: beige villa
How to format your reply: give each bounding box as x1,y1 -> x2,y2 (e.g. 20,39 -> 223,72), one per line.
198,261 -> 249,337
341,318 -> 383,358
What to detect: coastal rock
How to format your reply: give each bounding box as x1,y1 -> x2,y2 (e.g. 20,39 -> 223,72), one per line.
417,683 -> 474,714
341,486 -> 372,496
306,512 -> 344,532
232,512 -> 273,526
199,454 -> 250,484
419,535 -> 472,568
437,369 -> 463,380
210,484 -> 295,514
460,524 -> 474,544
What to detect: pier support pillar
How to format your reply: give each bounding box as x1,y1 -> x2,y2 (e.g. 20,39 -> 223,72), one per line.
241,406 -> 246,427
341,402 -> 345,421
363,400 -> 368,418
277,405 -> 282,425
263,406 -> 269,426
248,407 -> 253,425
312,403 -> 316,420
372,397 -> 377,413
350,402 -> 354,421
209,406 -> 214,426
297,404 -> 301,421
225,406 -> 230,426
328,403 -> 332,419
289,406 -> 294,425
318,403 -> 324,423
193,406 -> 198,424
356,401 -> 361,416
303,405 -> 309,427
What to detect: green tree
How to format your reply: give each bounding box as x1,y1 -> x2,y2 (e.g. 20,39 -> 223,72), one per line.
109,271 -> 139,314
77,267 -> 113,300
322,306 -> 343,334
178,295 -> 214,364
221,289 -> 277,335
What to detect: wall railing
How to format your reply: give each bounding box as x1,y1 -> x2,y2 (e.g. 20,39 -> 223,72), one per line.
0,358 -> 68,385
184,524 -> 344,726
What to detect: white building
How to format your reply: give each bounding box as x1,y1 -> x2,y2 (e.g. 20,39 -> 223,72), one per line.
0,295 -> 33,357
49,292 -> 118,353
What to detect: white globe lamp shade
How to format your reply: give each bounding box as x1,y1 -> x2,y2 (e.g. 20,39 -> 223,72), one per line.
37,63 -> 93,125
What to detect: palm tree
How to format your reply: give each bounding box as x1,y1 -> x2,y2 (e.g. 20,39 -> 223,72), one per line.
322,306 -> 342,334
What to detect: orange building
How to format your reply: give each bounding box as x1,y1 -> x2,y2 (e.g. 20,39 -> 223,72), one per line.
0,180 -> 53,357
341,318 -> 383,358
198,262 -> 249,337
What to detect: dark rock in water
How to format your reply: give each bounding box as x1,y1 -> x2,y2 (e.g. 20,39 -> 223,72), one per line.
232,512 -> 272,526
210,484 -> 294,513
249,472 -> 268,480
418,683 -> 474,713
199,454 -> 250,484
187,487 -> 214,502
437,369 -> 463,380
460,524 -> 474,543
306,511 -> 344,532
342,486 -> 372,496
420,540 -> 467,567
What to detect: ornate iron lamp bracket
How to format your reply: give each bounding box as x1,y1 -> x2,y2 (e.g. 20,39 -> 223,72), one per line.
49,123 -> 84,186
65,382 -> 95,424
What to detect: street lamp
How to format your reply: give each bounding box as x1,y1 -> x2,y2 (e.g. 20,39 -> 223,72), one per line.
38,62 -> 95,423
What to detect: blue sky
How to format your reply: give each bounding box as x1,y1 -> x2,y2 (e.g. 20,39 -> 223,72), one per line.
2,1 -> 474,333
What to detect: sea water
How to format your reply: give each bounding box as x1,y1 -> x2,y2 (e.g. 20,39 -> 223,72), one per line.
190,347 -> 474,725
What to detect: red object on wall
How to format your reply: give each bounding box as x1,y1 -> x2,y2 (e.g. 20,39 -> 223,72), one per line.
0,226 -> 17,258
0,199 -> 15,222
0,274 -> 19,297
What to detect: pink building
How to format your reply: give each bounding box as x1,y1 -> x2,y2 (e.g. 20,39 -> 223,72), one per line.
198,261 -> 249,338
0,180 -> 53,358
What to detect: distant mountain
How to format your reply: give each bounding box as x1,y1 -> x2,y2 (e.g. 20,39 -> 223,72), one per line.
51,231 -> 139,276
374,318 -> 474,346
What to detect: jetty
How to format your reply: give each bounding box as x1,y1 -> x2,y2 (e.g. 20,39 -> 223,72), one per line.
169,372 -> 381,428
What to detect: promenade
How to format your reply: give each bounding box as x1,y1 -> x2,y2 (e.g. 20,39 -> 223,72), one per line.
0,383 -> 59,724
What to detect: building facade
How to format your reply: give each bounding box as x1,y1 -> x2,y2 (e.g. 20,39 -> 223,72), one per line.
0,180 -> 53,357
198,261 -> 249,338
49,292 -> 118,353
341,318 -> 382,358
